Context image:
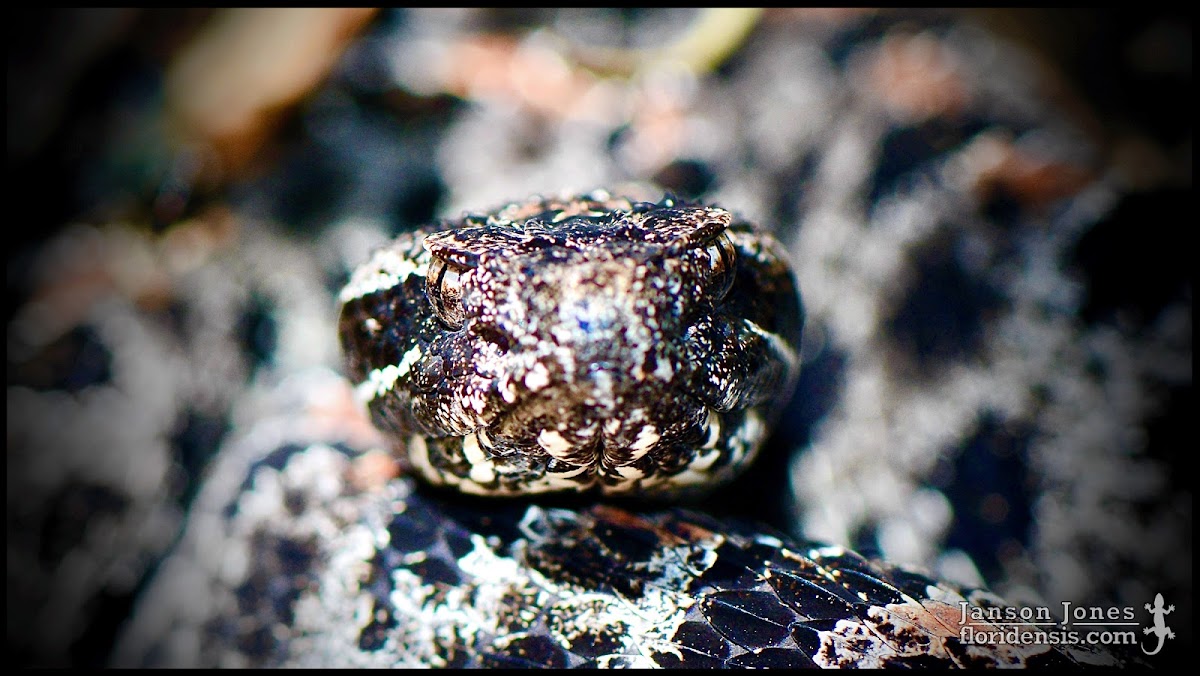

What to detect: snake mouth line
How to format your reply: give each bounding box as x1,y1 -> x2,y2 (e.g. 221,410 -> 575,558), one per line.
413,394 -> 727,496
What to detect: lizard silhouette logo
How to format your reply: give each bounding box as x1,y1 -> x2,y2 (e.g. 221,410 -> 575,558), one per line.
1142,593 -> 1175,656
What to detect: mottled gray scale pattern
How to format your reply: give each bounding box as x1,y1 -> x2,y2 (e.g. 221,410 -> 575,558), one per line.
338,192 -> 803,496
114,423 -> 1133,668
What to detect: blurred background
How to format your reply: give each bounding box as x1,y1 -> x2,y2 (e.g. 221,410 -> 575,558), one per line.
7,8 -> 1191,667
6,9 -> 1191,253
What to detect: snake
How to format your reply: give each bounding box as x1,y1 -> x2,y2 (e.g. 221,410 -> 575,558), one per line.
337,192 -> 802,497
100,192 -> 1132,667
8,9 -> 1183,669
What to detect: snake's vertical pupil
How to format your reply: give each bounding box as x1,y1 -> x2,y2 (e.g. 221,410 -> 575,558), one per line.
703,232 -> 737,300
427,257 -> 467,328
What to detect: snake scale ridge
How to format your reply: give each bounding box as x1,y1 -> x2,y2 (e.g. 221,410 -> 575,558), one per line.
8,8 -> 1187,669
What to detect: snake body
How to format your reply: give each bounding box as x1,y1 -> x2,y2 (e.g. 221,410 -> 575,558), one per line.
105,192 -> 1134,668
337,192 -> 802,496
110,370 -> 1128,668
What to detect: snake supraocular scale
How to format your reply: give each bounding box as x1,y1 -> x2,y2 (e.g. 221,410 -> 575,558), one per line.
337,191 -> 803,497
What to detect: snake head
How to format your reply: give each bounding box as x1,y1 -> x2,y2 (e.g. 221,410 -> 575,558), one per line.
338,191 -> 803,496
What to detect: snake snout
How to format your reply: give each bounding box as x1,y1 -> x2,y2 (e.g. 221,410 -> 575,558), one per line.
535,260 -> 674,382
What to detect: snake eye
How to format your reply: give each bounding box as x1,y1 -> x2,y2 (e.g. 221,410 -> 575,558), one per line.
699,232 -> 737,300
426,257 -> 468,328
